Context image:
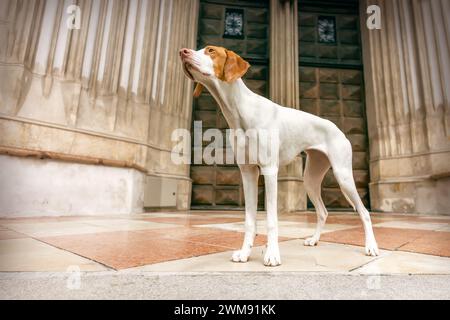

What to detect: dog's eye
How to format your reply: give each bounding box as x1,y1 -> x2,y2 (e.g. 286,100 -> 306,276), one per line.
208,48 -> 215,54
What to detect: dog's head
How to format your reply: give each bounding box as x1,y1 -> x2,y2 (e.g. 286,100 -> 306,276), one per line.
179,45 -> 250,97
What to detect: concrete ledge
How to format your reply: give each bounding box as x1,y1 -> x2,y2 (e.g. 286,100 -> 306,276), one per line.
1,272 -> 449,300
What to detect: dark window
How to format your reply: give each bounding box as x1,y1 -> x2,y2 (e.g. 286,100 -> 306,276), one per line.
317,16 -> 336,44
223,8 -> 244,39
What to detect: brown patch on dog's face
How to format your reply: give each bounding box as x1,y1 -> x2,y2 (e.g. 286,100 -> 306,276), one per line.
193,83 -> 204,98
204,45 -> 250,83
204,46 -> 228,80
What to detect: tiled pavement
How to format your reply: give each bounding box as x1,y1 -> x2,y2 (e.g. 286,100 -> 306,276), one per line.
0,211 -> 449,274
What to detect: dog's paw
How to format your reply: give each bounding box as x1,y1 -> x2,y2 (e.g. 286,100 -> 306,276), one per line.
263,246 -> 281,267
365,241 -> 380,257
303,236 -> 319,246
231,249 -> 251,263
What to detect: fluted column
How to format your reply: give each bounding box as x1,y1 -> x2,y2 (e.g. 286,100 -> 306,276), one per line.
361,0 -> 450,214
270,0 -> 300,109
0,0 -> 198,215
270,0 -> 306,213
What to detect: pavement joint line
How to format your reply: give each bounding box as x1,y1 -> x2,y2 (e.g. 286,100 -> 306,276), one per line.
2,271 -> 450,277
28,236 -> 116,271
348,252 -> 390,273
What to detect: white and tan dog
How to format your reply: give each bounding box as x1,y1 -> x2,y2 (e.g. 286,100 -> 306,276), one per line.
179,46 -> 379,266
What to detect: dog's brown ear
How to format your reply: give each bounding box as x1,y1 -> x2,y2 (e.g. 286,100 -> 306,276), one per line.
223,50 -> 250,83
193,83 -> 204,98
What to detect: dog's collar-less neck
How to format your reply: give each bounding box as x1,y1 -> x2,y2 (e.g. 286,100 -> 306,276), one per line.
203,78 -> 254,129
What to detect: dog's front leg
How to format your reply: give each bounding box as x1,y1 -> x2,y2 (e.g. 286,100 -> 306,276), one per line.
232,165 -> 259,263
262,169 -> 281,266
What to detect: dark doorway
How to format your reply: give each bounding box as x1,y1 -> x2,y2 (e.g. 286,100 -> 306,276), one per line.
298,0 -> 370,209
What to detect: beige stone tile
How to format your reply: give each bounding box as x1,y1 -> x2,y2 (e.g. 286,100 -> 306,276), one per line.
198,220 -> 299,232
196,222 -> 244,232
373,220 -> 449,231
436,225 -> 450,232
195,213 -> 246,219
4,217 -> 176,237
323,223 -> 358,232
0,230 -> 27,240
189,210 -> 243,216
353,251 -> 450,275
274,223 -> 354,238
140,216 -> 243,226
198,221 -> 354,239
147,211 -> 242,219
139,212 -> 243,220
136,213 -> 190,218
209,220 -> 309,228
3,221 -> 111,237
414,215 -> 450,221
277,225 -> 316,239
129,240 -> 382,273
0,238 -> 106,272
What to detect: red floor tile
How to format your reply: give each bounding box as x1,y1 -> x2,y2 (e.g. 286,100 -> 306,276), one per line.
399,231 -> 450,257
282,214 -> 386,225
143,226 -> 291,245
400,217 -> 450,224
281,214 -> 317,223
140,217 -> 243,225
39,229 -> 229,270
320,227 -> 439,251
38,226 -> 292,270
161,228 -> 268,248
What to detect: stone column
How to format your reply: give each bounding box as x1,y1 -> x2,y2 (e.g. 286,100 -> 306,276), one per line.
0,0 -> 198,216
360,0 -> 450,214
145,0 -> 198,211
270,0 -> 307,213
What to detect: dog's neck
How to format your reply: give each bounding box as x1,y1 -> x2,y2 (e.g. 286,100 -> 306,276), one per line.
202,78 -> 255,129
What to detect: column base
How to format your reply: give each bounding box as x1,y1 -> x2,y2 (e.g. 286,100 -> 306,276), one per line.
0,155 -> 145,218
278,179 -> 307,213
277,156 -> 307,213
370,177 -> 450,215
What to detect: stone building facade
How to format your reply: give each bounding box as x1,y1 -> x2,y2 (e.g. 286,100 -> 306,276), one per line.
0,0 -> 448,217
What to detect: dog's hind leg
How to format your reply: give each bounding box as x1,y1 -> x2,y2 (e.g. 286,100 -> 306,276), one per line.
328,138 -> 379,256
303,149 -> 331,246
232,165 -> 259,263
